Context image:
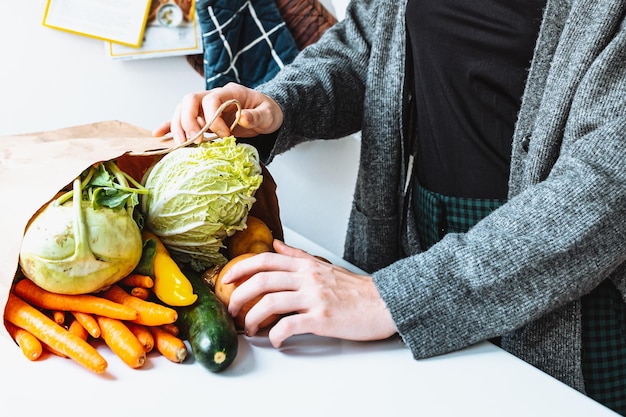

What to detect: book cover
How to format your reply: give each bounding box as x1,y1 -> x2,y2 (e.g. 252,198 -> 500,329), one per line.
107,0 -> 203,60
43,0 -> 151,47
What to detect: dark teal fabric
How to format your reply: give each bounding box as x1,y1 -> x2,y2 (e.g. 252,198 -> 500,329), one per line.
582,280 -> 626,416
412,182 -> 506,250
196,0 -> 299,89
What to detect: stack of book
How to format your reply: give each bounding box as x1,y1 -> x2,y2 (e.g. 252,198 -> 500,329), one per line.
43,0 -> 203,60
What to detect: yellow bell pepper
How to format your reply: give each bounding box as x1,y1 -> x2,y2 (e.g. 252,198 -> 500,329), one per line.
142,230 -> 197,307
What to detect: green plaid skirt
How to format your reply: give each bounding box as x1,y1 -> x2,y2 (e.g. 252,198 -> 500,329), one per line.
582,280 -> 626,415
413,183 -> 626,415
412,182 -> 506,250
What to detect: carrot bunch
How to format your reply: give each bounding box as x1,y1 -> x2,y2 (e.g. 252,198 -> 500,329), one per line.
4,276 -> 188,374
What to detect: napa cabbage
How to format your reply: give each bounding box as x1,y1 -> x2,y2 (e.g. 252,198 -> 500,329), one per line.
141,136 -> 263,271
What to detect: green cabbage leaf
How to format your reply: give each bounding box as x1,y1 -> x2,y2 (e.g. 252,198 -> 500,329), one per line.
141,136 -> 263,271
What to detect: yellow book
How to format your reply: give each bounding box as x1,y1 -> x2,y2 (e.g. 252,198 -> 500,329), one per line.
43,0 -> 151,47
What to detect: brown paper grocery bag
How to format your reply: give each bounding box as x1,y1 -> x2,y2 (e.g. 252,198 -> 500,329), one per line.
0,121 -> 282,342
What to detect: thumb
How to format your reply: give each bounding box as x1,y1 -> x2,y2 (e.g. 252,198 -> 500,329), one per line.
237,109 -> 264,131
237,101 -> 283,135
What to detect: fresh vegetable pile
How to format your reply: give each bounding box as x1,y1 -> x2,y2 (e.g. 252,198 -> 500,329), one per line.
4,125 -> 282,375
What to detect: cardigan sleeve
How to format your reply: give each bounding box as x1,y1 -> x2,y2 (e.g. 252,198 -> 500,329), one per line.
255,0 -> 380,158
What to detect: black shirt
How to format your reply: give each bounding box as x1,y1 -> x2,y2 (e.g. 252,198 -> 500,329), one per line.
406,0 -> 545,199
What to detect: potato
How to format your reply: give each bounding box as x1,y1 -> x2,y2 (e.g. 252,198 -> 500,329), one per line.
211,253 -> 280,331
226,216 -> 274,259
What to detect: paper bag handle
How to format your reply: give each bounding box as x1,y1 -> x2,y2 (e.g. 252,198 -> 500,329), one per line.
129,99 -> 242,156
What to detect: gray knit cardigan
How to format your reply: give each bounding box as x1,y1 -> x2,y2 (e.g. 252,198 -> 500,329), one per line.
256,0 -> 626,393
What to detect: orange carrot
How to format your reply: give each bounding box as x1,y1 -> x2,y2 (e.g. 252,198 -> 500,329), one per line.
4,294 -> 107,373
95,316 -> 146,369
99,285 -> 177,326
130,287 -> 150,300
120,274 -> 154,289
13,279 -> 137,321
71,311 -> 101,338
150,326 -> 187,363
126,323 -> 154,353
52,311 -> 65,325
160,323 -> 180,336
68,319 -> 89,341
43,343 -> 67,358
4,320 -> 42,361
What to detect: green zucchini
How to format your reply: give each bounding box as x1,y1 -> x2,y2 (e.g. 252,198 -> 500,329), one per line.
178,268 -> 238,372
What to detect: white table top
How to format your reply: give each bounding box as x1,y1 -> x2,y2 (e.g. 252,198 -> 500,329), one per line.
0,227 -> 618,417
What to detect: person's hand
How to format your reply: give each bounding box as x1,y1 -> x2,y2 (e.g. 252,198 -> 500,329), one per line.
222,240 -> 398,348
152,82 -> 284,145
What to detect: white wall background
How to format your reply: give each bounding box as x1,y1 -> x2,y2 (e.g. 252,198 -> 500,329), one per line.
0,0 -> 358,258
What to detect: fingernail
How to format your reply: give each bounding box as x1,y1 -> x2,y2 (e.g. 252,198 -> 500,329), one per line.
227,303 -> 236,316
222,269 -> 232,284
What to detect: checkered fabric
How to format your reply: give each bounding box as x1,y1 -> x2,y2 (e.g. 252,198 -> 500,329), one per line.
195,0 -> 300,89
412,182 -> 506,250
582,280 -> 626,416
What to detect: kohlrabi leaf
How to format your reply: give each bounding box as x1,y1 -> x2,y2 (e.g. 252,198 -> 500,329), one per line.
89,162 -> 145,210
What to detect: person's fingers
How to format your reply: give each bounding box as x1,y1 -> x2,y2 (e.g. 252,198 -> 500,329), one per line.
273,240 -> 336,267
168,103 -> 186,144
266,313 -> 319,348
206,102 -> 238,138
151,120 -> 171,137
235,99 -> 283,135
227,270 -> 300,316
200,86 -> 247,138
177,92 -> 209,140
241,291 -> 305,336
203,84 -> 283,137
153,83 -> 284,145
221,252 -> 291,284
272,239 -> 311,259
